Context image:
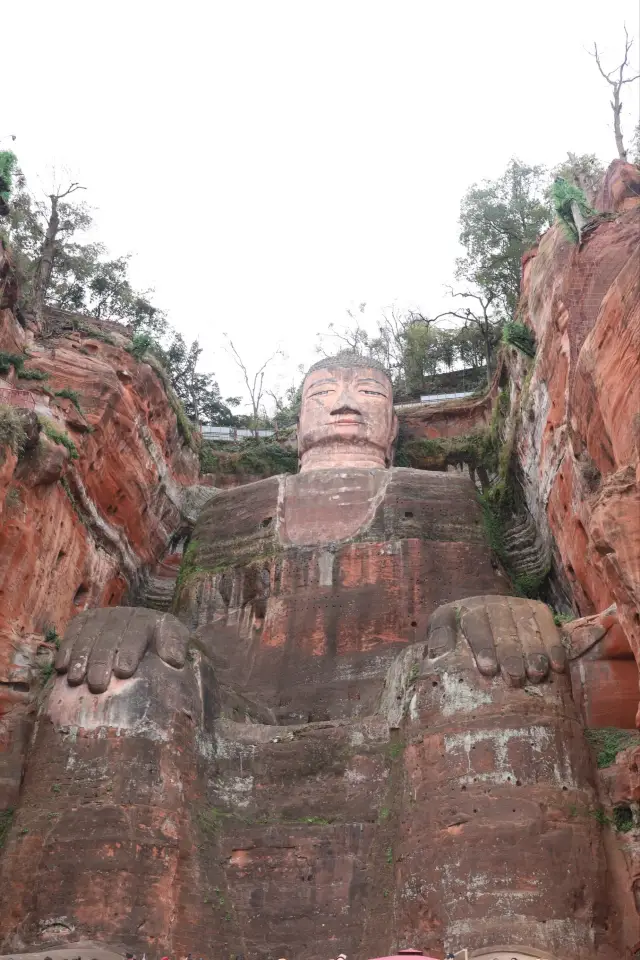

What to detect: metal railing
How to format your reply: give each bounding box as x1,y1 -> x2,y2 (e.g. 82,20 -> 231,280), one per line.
0,386 -> 36,409
201,425 -> 275,441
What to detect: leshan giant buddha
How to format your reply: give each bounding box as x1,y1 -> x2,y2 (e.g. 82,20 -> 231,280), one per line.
0,354 -> 616,960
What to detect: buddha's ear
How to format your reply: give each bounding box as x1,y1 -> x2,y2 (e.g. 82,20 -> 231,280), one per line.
386,412 -> 399,467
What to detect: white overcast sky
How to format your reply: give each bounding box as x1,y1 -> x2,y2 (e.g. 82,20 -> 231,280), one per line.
4,0 -> 639,409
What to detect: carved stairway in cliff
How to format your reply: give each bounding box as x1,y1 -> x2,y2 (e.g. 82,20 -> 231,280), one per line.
138,555 -> 181,611
501,510 -> 550,588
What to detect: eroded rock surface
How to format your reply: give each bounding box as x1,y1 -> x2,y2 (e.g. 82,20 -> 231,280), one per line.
513,160 -> 640,695
0,298 -> 201,809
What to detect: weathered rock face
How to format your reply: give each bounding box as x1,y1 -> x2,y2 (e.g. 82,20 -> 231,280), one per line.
513,160 -> 640,701
0,296 -> 201,809
396,361 -> 505,443
0,467 -> 620,960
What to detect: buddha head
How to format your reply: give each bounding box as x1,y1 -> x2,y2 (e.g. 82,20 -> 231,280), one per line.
298,351 -> 398,472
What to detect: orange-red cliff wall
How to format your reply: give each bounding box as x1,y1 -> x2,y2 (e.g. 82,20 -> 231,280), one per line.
0,273 -> 200,807
514,160 -> 640,696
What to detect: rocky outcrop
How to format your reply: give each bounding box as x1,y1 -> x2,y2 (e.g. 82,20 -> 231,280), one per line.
0,296 -> 201,808
512,160 -> 640,702
396,357 -> 506,442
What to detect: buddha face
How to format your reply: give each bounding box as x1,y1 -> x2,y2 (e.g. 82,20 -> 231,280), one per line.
298,363 -> 398,470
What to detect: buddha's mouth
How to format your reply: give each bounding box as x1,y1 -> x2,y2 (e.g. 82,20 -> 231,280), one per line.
332,417 -> 364,425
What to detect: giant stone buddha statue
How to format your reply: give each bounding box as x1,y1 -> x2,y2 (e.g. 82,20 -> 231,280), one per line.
0,353 -> 617,960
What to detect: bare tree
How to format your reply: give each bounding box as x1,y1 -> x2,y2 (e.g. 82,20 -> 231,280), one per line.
224,336 -> 282,438
433,288 -> 499,387
591,26 -> 640,160
32,181 -> 85,332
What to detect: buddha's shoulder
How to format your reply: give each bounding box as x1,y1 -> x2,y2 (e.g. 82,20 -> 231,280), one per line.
385,466 -> 478,501
194,474 -> 282,537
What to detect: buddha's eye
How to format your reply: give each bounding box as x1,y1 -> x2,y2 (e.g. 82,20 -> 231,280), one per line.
361,389 -> 385,397
310,389 -> 332,397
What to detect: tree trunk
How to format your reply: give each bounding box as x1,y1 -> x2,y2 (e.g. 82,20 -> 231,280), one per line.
32,195 -> 59,332
483,325 -> 492,387
612,90 -> 627,160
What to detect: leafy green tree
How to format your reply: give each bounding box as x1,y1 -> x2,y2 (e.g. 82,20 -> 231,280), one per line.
550,179 -> 595,244
161,333 -> 239,425
0,151 -> 17,214
550,153 -> 605,206
457,158 -> 551,317
3,168 -> 166,335
267,378 -> 304,429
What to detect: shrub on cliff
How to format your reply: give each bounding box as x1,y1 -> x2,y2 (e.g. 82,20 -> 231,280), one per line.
200,438 -> 298,477
54,388 -> 83,413
37,415 -> 79,460
0,404 -> 27,457
0,151 -> 17,207
502,321 -> 536,357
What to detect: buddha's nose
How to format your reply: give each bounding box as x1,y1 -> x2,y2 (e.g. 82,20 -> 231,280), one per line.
331,399 -> 362,417
330,384 -> 363,416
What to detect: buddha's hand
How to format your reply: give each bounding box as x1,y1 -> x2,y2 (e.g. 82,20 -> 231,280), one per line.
427,595 -> 567,687
54,607 -> 189,694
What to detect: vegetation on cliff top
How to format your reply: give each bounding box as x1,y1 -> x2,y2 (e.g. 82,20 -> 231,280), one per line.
38,415 -> 79,460
0,404 -> 27,457
200,437 -> 298,478
585,727 -> 640,768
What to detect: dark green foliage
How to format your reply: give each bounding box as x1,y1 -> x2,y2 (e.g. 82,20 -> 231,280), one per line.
161,333 -> 238,426
0,151 -> 17,203
0,352 -> 26,375
0,351 -> 49,381
585,728 -> 640,768
553,611 -> 575,626
55,388 -> 83,413
457,159 -> 552,316
550,178 -> 596,243
3,167 -> 167,335
73,320 -> 116,346
18,367 -> 48,381
200,438 -> 298,478
0,404 -> 27,456
0,808 -> 13,849
40,661 -> 55,683
394,432 -> 497,473
38,416 -> 79,460
44,624 -> 61,648
613,805 -> 634,833
551,153 -> 604,204
502,321 -> 536,357
127,331 -> 155,361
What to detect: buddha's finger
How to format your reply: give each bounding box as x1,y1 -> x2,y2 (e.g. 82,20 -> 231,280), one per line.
485,597 -> 525,687
113,608 -> 158,678
154,613 -> 190,669
531,600 -> 567,673
55,611 -> 92,674
427,604 -> 457,659
459,598 -> 499,677
66,609 -> 112,686
510,598 -> 550,683
87,608 -> 136,693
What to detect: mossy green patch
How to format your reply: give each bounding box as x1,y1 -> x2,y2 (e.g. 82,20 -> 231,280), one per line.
585,728 -> 640,769
38,416 -> 79,460
0,808 -> 13,849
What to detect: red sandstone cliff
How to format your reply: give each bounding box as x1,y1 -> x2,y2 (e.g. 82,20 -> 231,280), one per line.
513,160 -> 640,706
0,256 -> 202,808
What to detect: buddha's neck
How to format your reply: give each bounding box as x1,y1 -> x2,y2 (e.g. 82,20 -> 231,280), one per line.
299,444 -> 386,473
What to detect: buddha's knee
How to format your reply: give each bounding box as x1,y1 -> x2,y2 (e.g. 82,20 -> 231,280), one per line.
384,596 -> 605,960
0,608 -> 207,948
